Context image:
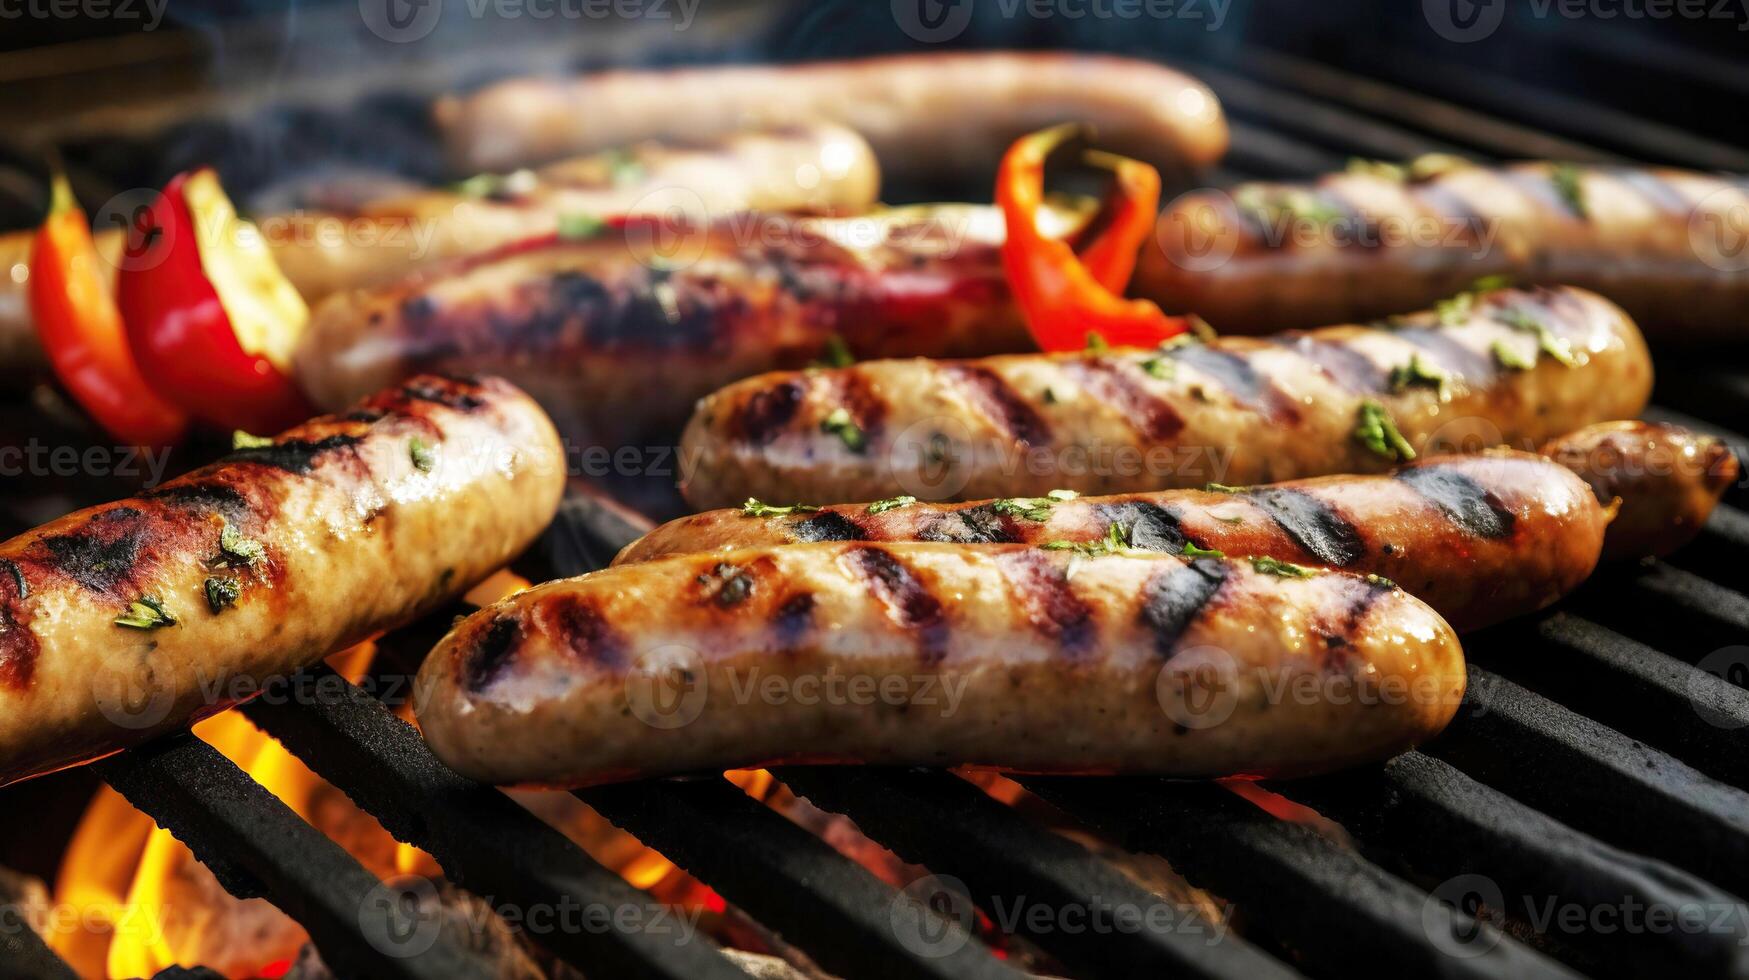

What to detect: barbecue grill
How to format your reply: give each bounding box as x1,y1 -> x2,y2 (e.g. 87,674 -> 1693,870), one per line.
3,3 -> 1749,977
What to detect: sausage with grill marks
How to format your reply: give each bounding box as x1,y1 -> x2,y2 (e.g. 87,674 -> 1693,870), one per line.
1541,420 -> 1740,560
436,52 -> 1228,182
1139,162 -> 1749,341
297,206 -> 1033,443
414,543 -> 1464,787
621,451 -> 1606,633
678,286 -> 1652,509
0,375 -> 565,786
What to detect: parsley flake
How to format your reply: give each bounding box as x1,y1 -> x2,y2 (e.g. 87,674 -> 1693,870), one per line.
115,596 -> 176,630
742,499 -> 821,518
409,436 -> 437,472
866,495 -> 917,515
232,431 -> 274,450
204,576 -> 242,613
1388,353 -> 1451,399
1251,555 -> 1316,578
1550,164 -> 1588,219
1182,541 -> 1226,560
1354,400 -> 1417,462
820,408 -> 866,453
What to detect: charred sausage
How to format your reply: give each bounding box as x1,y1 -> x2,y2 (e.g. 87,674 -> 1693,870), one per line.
0,375 -> 565,786
621,451 -> 1606,633
0,124 -> 879,375
1140,161 -> 1749,341
296,206 -> 1037,443
436,52 -> 1228,181
678,286 -> 1652,509
1541,420 -> 1740,560
415,543 -> 1463,786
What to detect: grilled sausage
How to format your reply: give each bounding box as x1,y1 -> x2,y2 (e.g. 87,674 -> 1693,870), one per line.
0,124 -> 879,375
415,543 -> 1464,786
1140,161 -> 1749,341
296,205 -> 1037,443
620,451 -> 1606,633
436,52 -> 1228,182
1541,421 -> 1740,561
678,286 -> 1652,509
0,375 -> 565,786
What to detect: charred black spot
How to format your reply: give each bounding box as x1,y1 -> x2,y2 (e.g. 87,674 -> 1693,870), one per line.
1065,359 -> 1184,442
737,380 -> 804,445
1001,552 -> 1094,653
401,379 -> 485,411
918,505 -> 1018,544
1396,327 -> 1496,383
401,294 -> 438,323
225,435 -> 363,474
697,562 -> 757,608
1397,465 -> 1516,539
1094,502 -> 1188,553
0,561 -> 34,690
41,509 -> 146,595
345,409 -> 388,423
0,560 -> 25,600
790,512 -> 867,543
845,546 -> 948,662
945,364 -> 1052,447
1170,346 -> 1299,422
773,592 -> 816,648
1272,334 -> 1387,395
584,271 -> 720,352
554,596 -> 624,669
1140,560 -> 1228,656
139,482 -> 251,522
1248,489 -> 1366,567
462,615 -> 522,693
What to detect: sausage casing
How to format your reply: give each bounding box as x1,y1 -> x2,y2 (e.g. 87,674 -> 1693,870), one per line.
1140,162 -> 1749,341
297,206 -> 1033,442
415,543 -> 1464,787
437,52 -> 1228,181
679,286 -> 1652,508
1541,420 -> 1740,561
0,375 -> 565,786
623,451 -> 1607,633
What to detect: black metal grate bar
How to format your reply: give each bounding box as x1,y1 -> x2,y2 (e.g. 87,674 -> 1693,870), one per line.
93,734 -> 497,980
1020,776 -> 1579,979
577,776 -> 1026,980
1468,613 -> 1749,790
1573,562 -> 1749,668
1273,751 -> 1749,979
1429,666 -> 1749,899
238,667 -> 751,980
775,766 -> 1303,980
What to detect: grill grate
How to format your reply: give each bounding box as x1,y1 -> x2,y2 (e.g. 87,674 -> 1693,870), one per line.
5,14 -> 1749,980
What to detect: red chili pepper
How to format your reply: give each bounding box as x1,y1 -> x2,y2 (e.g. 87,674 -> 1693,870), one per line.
996,125 -> 1188,352
116,169 -> 313,434
28,175 -> 188,447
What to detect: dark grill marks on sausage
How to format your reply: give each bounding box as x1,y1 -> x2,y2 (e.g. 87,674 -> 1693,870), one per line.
40,508 -> 147,595
918,505 -> 1019,544
462,615 -> 524,693
1093,501 -> 1189,553
841,546 -> 948,663
998,552 -> 1095,654
225,435 -> 365,474
829,369 -> 888,446
1316,575 -> 1394,668
1140,559 -> 1228,656
1308,186 -> 1387,251
548,595 -> 625,670
1395,327 -> 1497,385
1412,183 -> 1492,248
1247,489 -> 1366,567
0,561 -> 35,691
1611,169 -> 1692,216
772,593 -> 816,648
736,379 -> 804,445
944,364 -> 1051,447
1271,334 -> 1386,395
1063,358 -> 1185,442
138,481 -> 253,524
1396,464 -> 1517,539
790,512 -> 867,543
400,378 -> 486,411
1168,346 -> 1300,424
696,562 -> 758,608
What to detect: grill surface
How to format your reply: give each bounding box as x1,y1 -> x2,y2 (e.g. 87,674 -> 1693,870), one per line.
3,5 -> 1749,978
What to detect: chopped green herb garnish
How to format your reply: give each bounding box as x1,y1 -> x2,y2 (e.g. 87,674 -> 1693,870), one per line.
1388,353 -> 1451,399
1186,315 -> 1217,343
409,436 -> 437,472
1251,555 -> 1315,578
204,576 -> 241,613
1084,332 -> 1110,352
1550,163 -> 1588,219
1042,387 -> 1060,405
813,335 -> 855,369
232,431 -> 274,450
1470,273 -> 1513,292
1495,307 -> 1578,367
742,499 -> 821,518
820,408 -> 866,453
1354,399 -> 1417,462
1491,340 -> 1536,371
606,148 -> 646,186
1347,158 -> 1408,182
1045,489 -> 1079,501
453,172 -> 502,198
1182,541 -> 1226,560
1140,354 -> 1174,380
115,596 -> 175,630
992,497 -> 1056,522
866,495 -> 917,515
1204,482 -> 1248,494
556,213 -> 606,240
1434,290 -> 1475,326
217,521 -> 265,568
1042,522 -> 1132,557
1234,186 -> 1343,226
1214,514 -> 1246,525
1365,573 -> 1397,589
1407,153 -> 1472,182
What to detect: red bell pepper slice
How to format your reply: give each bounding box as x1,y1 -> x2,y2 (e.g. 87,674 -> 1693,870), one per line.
117,170 -> 313,434
28,175 -> 188,447
997,125 -> 1189,352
